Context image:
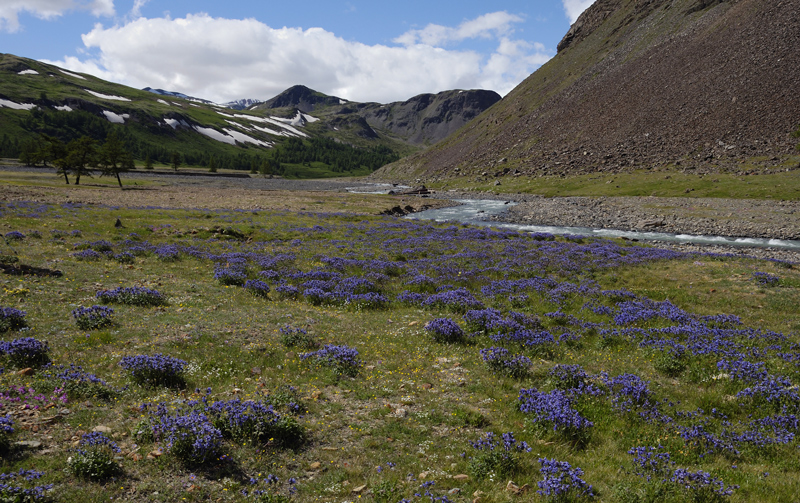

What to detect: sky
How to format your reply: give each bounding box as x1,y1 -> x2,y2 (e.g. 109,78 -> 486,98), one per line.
0,0 -> 597,104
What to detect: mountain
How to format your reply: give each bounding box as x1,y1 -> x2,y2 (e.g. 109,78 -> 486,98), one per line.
222,98 -> 264,110
0,53 -> 499,176
255,85 -> 502,147
142,87 -> 215,105
376,0 -> 800,181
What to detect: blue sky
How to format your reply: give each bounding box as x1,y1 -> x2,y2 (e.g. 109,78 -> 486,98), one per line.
1,0 -> 596,103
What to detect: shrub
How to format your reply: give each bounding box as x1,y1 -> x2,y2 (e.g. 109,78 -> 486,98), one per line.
753,272 -> 779,287
3,231 -> 25,241
119,353 -> 187,387
480,347 -> 531,378
146,404 -> 222,465
467,432 -> 530,480
206,398 -> 305,448
0,337 -> 50,368
425,318 -> 466,344
422,288 -> 484,313
71,305 -> 115,330
0,469 -> 53,502
72,249 -> 102,261
0,415 -> 13,451
537,458 -> 595,500
40,364 -> 116,400
97,286 -> 167,306
0,307 -> 27,333
300,344 -> 362,377
518,388 -> 593,444
214,264 -> 247,285
113,252 -> 135,264
244,279 -> 271,298
274,284 -> 299,300
279,326 -> 316,349
68,432 -> 121,480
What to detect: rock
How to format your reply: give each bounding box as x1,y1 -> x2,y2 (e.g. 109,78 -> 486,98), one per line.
419,472 -> 429,479
310,462 -> 321,470
114,218 -> 123,228
251,367 -> 262,375
420,383 -> 433,390
17,368 -> 34,376
147,449 -> 163,459
453,474 -> 469,481
14,440 -> 42,449
393,408 -> 408,418
506,481 -> 531,494
448,488 -> 461,495
352,485 -> 367,494
93,425 -> 112,433
473,490 -> 485,498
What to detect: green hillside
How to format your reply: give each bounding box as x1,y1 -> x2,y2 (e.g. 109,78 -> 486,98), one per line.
0,54 -> 405,176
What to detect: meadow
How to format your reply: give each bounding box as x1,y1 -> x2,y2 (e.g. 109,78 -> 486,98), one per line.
1,196 -> 799,503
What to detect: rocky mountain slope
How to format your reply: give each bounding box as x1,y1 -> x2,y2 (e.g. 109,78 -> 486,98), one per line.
376,0 -> 800,181
255,85 -> 501,147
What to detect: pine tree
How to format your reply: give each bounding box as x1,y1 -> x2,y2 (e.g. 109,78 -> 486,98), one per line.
97,130 -> 132,188
208,157 -> 217,173
144,154 -> 153,170
171,151 -> 181,171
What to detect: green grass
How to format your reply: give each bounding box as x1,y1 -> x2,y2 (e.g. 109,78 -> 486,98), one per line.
0,198 -> 799,502
435,163 -> 800,200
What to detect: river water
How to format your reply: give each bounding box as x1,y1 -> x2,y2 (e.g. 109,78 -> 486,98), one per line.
403,199 -> 800,251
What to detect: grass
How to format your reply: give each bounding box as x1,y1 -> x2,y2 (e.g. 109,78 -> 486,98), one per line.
0,188 -> 799,502
433,162 -> 800,200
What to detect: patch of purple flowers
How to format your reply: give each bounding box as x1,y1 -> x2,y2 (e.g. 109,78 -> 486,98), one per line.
0,337 -> 50,367
480,347 -> 531,378
97,286 -> 167,306
0,307 -> 27,333
72,305 -> 115,330
119,353 -> 187,387
536,458 -> 595,500
426,318 -> 466,344
300,344 -> 362,377
0,469 -> 53,501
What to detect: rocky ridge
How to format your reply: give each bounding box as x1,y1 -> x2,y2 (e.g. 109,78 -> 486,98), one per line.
377,0 -> 800,181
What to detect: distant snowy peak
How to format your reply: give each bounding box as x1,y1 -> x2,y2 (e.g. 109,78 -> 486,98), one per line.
143,87 -> 215,105
222,98 -> 264,110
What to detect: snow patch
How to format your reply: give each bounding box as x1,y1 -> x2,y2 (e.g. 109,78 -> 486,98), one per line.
194,126 -> 236,145
193,126 -> 271,147
163,118 -> 181,129
234,114 -> 308,138
85,89 -> 131,101
223,128 -> 271,147
217,111 -> 235,118
60,69 -> 86,80
0,99 -> 36,110
339,99 -> 347,105
103,111 -> 128,124
18,69 -> 38,75
301,113 -> 320,123
54,105 -> 73,112
157,99 -> 169,105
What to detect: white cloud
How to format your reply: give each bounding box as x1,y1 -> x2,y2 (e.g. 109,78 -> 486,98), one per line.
0,0 -> 114,32
130,0 -> 149,18
562,0 -> 596,24
45,12 -> 552,104
394,11 -> 524,47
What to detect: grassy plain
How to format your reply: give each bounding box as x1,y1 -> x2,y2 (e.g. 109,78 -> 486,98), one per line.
1,174 -> 799,503
434,160 -> 800,200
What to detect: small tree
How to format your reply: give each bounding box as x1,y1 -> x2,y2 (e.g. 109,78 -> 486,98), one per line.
258,159 -> 270,178
97,130 -> 132,188
60,136 -> 97,185
144,154 -> 153,170
170,151 -> 181,172
208,157 -> 217,173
